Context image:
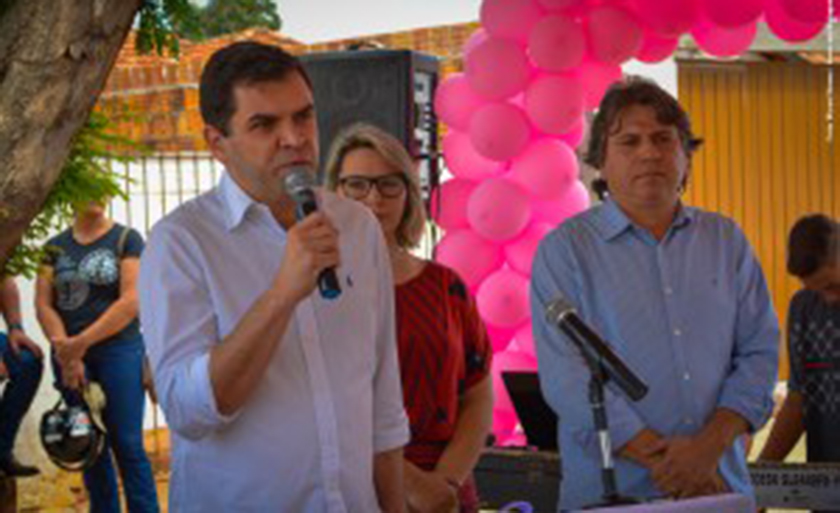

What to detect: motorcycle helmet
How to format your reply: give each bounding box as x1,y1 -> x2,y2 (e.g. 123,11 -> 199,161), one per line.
40,384 -> 106,472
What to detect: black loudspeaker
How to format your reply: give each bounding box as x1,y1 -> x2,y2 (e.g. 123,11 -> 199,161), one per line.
300,50 -> 440,204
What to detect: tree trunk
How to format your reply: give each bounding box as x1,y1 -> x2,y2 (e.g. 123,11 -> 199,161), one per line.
0,474 -> 15,513
0,0 -> 143,268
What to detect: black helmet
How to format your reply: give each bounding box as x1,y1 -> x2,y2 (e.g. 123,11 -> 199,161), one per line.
40,396 -> 105,472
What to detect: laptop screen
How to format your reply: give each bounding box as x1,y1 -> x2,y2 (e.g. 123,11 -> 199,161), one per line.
502,371 -> 559,452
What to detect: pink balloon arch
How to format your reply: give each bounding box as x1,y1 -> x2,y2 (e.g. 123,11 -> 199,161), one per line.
434,0 -> 831,443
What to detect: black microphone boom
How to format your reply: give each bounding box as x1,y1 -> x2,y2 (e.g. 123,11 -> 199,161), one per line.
284,167 -> 342,300
545,298 -> 647,402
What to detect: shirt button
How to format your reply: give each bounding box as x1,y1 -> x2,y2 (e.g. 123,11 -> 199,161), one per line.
674,328 -> 682,336
664,287 -> 673,295
683,372 -> 691,381
684,418 -> 693,425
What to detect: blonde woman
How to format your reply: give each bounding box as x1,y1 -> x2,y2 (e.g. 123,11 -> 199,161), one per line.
326,124 -> 494,513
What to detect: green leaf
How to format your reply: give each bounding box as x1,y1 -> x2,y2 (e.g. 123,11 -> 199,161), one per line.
3,112 -> 146,278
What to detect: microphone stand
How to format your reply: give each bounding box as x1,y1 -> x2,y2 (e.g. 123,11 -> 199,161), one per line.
580,349 -> 640,509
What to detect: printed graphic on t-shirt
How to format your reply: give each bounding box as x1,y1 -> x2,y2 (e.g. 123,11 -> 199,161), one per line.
53,249 -> 119,311
79,248 -> 120,285
54,255 -> 89,311
792,319 -> 840,417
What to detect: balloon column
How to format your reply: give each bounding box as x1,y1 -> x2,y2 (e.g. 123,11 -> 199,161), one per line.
433,0 -> 834,443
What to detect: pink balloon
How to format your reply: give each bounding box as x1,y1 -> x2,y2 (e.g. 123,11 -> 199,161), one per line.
586,6 -> 644,65
765,0 -> 826,42
525,74 -> 584,136
780,0 -> 828,24
487,324 -> 517,353
504,222 -> 553,275
537,0 -> 585,11
529,15 -> 586,72
442,131 -> 506,180
429,178 -> 477,230
691,19 -> 757,57
531,180 -> 591,225
577,58 -> 623,110
466,38 -> 532,100
468,178 -> 533,241
491,370 -> 518,436
481,0 -> 545,43
470,102 -> 532,161
559,118 -> 587,148
463,28 -> 489,55
492,408 -> 518,439
636,30 -> 680,63
701,0 -> 764,28
633,0 -> 700,37
477,269 -> 532,328
509,138 -> 579,201
514,322 -> 536,356
435,74 -> 487,131
435,229 -> 503,288
497,431 -> 528,447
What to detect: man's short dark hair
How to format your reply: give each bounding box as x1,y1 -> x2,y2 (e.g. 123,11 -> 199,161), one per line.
787,214 -> 839,278
586,76 -> 703,199
199,41 -> 312,136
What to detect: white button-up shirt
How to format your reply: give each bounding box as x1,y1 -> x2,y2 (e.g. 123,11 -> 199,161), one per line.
139,173 -> 409,513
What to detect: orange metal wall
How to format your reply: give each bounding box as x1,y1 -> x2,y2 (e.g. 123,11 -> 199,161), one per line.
679,61 -> 840,377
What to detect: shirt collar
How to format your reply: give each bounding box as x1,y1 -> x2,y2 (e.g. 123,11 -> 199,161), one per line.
596,198 -> 695,242
219,172 -> 259,231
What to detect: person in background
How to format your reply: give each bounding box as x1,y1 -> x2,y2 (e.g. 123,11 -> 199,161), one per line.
139,42 -> 408,512
326,123 -> 494,513
530,77 -> 779,509
759,214 -> 839,513
35,199 -> 159,512
0,276 -> 43,478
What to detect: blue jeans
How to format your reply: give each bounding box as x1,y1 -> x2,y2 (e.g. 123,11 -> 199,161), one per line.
53,335 -> 159,513
0,332 -> 44,460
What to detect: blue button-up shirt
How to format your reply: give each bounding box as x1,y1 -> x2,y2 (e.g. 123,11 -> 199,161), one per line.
531,199 -> 779,510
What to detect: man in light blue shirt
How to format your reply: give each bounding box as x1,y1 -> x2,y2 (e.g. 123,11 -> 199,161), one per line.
139,42 -> 408,512
531,77 -> 779,510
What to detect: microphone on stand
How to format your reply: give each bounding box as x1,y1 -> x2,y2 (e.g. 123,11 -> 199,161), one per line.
545,298 -> 647,402
545,297 -> 646,507
283,167 -> 342,300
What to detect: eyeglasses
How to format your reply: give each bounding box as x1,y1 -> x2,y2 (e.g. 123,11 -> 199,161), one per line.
338,174 -> 407,200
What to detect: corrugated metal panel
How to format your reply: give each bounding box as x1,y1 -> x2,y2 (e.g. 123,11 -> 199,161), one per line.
678,61 -> 840,378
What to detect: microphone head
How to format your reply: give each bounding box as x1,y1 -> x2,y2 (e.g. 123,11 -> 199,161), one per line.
283,166 -> 317,201
545,297 -> 576,324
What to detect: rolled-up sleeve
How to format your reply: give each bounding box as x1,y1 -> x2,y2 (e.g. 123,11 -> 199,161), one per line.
369,220 -> 410,453
139,221 -> 238,440
716,228 -> 780,432
531,230 -> 646,455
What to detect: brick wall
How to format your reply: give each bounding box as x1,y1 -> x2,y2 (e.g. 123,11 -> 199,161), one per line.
98,23 -> 478,152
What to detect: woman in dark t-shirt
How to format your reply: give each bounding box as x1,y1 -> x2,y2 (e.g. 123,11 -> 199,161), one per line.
35,200 -> 159,512
326,124 -> 494,513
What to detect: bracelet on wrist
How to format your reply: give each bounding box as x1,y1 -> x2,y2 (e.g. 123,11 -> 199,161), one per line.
7,322 -> 24,333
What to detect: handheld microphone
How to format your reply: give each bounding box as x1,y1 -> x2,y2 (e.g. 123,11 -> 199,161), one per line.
545,298 -> 647,402
284,167 -> 342,300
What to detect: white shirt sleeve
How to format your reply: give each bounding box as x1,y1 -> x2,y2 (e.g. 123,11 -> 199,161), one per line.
139,220 -> 239,440
368,217 -> 410,453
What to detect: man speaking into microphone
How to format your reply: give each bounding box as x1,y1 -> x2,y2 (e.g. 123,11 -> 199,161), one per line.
139,42 -> 408,512
530,77 -> 779,510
